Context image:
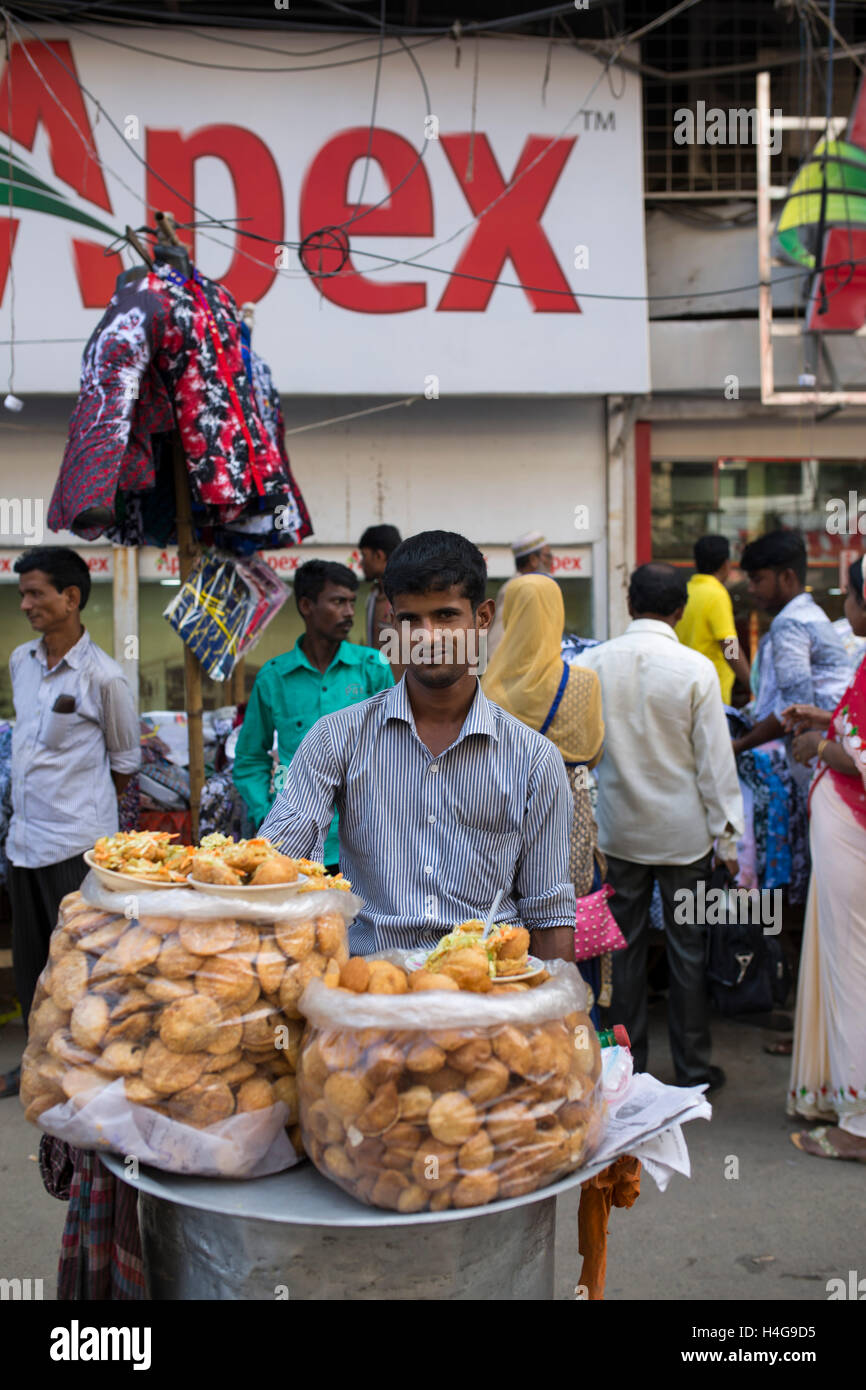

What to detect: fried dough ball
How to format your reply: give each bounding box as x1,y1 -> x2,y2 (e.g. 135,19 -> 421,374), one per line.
526,1030 -> 560,1082
347,1135 -> 386,1172
427,1065 -> 466,1095
300,1040 -> 330,1091
498,1151 -> 541,1199
159,994 -> 222,1054
323,1145 -> 355,1181
157,936 -> 203,980
274,918 -> 315,962
169,1076 -> 235,1127
203,1010 -> 243,1056
409,969 -> 460,993
322,959 -> 341,989
559,1099 -> 588,1131
458,1129 -> 495,1172
69,994 -> 110,1052
250,854 -> 298,885
429,1185 -> 455,1212
486,1100 -> 536,1149
141,1038 -> 208,1095
323,1071 -> 370,1121
429,1029 -> 468,1052
48,1029 -> 97,1068
119,1075 -> 158,1105
24,1093 -> 62,1123
29,997 -> 70,1046
363,1040 -> 405,1087
453,1170 -> 499,1208
495,983 -> 530,993
272,1074 -> 299,1123
143,978 -> 191,1008
411,1137 -> 458,1192
236,1078 -> 275,1113
204,1046 -> 243,1073
496,925 -> 531,961
438,945 -> 492,992
371,1169 -> 410,1210
75,920 -> 127,954
318,1029 -> 361,1071
114,925 -> 162,975
104,1011 -> 152,1044
398,1085 -> 433,1122
572,1022 -> 602,1079
95,1041 -> 145,1077
274,1017 -> 304,1071
235,981 -> 262,1015
220,1060 -> 258,1086
242,1004 -> 281,1051
356,1081 -> 400,1137
61,1066 -> 107,1101
196,953 -> 255,1005
179,919 -> 237,957
492,1025 -> 533,1078
406,1040 -> 446,1074
49,931 -> 75,963
339,957 -> 370,993
428,1092 -> 481,1146
366,961 -> 408,995
396,1183 -> 428,1214
449,1038 -> 493,1075
279,954 -> 327,1018
109,989 -> 151,1020
380,1121 -> 422,1170
191,852 -> 242,885
255,934 -> 286,996
49,952 -> 89,1010
306,1098 -> 345,1145
315,913 -> 344,955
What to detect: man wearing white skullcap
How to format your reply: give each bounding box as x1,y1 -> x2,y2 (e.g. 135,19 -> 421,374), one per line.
486,531 -> 554,661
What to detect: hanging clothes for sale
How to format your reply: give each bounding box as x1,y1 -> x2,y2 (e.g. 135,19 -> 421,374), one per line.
47,262 -> 312,551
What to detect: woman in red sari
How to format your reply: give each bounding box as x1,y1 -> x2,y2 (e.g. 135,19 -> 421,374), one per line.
782,557 -> 866,1160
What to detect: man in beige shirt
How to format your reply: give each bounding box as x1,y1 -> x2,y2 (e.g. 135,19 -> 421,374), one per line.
577,563 -> 743,1093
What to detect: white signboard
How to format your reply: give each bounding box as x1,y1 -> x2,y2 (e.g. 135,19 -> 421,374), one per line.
0,28 -> 649,395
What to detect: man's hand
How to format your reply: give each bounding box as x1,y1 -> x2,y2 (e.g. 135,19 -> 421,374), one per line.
529,926 -> 574,965
781,703 -> 832,734
792,729 -> 823,765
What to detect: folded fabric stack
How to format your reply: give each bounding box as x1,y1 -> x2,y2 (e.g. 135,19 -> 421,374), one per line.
47,263 -> 312,552
163,550 -> 288,682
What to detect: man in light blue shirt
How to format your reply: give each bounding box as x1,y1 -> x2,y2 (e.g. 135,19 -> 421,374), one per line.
261,531 -> 575,958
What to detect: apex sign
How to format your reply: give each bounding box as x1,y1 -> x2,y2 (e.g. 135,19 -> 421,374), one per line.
0,30 -> 649,394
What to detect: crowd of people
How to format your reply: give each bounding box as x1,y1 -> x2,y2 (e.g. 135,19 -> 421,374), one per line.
1,522 -> 864,1299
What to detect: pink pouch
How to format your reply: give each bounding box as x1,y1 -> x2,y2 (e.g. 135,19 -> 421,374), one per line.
574,882 -> 628,962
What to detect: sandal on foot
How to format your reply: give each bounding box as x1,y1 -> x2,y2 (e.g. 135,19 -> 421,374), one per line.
790,1127 -> 866,1162
763,1038 -> 792,1055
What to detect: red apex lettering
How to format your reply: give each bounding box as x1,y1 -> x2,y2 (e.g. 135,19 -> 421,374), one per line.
299,127 -> 433,313
146,125 -> 284,305
437,134 -> 579,312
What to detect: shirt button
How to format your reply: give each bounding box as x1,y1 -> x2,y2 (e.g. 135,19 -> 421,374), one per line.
424,865 -> 433,875
429,764 -> 439,774
427,814 -> 436,824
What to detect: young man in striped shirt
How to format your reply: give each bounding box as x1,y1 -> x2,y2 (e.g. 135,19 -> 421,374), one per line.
261,531 -> 576,962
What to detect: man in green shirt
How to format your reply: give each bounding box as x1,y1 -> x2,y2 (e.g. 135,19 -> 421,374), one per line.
233,559 -> 393,867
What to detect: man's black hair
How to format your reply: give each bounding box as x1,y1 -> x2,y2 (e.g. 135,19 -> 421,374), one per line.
740,530 -> 807,585
694,534 -> 730,575
359,524 -> 402,556
383,530 -> 487,609
293,559 -> 358,613
628,562 -> 688,617
14,546 -> 91,611
849,556 -> 864,602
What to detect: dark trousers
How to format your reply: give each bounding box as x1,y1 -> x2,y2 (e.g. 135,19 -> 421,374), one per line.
8,853 -> 88,1030
605,851 -> 714,1085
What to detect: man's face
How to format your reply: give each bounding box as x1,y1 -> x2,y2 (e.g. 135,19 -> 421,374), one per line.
390,584 -> 495,689
301,582 -> 357,643
746,567 -> 788,614
524,545 -> 554,575
844,585 -> 866,638
360,547 -> 386,582
18,570 -> 77,631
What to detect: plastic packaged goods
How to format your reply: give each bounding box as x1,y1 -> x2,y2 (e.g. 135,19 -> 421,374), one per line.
19,876 -> 357,1178
296,959 -> 606,1213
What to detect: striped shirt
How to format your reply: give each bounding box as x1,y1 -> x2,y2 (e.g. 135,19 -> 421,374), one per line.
259,677 -> 575,954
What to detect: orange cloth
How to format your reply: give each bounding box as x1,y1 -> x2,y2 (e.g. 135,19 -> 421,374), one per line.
577,1155 -> 642,1300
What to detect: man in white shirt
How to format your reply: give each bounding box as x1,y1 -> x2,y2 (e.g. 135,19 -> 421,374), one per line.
577,563 -> 743,1092
1,548 -> 140,1098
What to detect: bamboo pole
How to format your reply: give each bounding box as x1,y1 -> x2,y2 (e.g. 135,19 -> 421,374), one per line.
172,433 -> 204,842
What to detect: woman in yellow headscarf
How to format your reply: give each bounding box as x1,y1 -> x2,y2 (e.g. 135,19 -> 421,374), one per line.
483,573 -> 604,897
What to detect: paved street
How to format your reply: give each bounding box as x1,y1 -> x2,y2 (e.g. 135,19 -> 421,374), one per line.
2,998 -> 861,1303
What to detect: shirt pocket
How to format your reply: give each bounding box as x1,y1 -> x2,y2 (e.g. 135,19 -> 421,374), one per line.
451,824 -> 522,903
39,705 -> 84,752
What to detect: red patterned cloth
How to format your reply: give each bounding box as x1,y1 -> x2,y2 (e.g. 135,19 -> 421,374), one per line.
48,263 -> 308,539
57,1149 -> 146,1301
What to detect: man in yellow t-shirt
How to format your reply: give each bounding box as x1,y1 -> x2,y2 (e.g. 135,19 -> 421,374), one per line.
676,535 -> 751,703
